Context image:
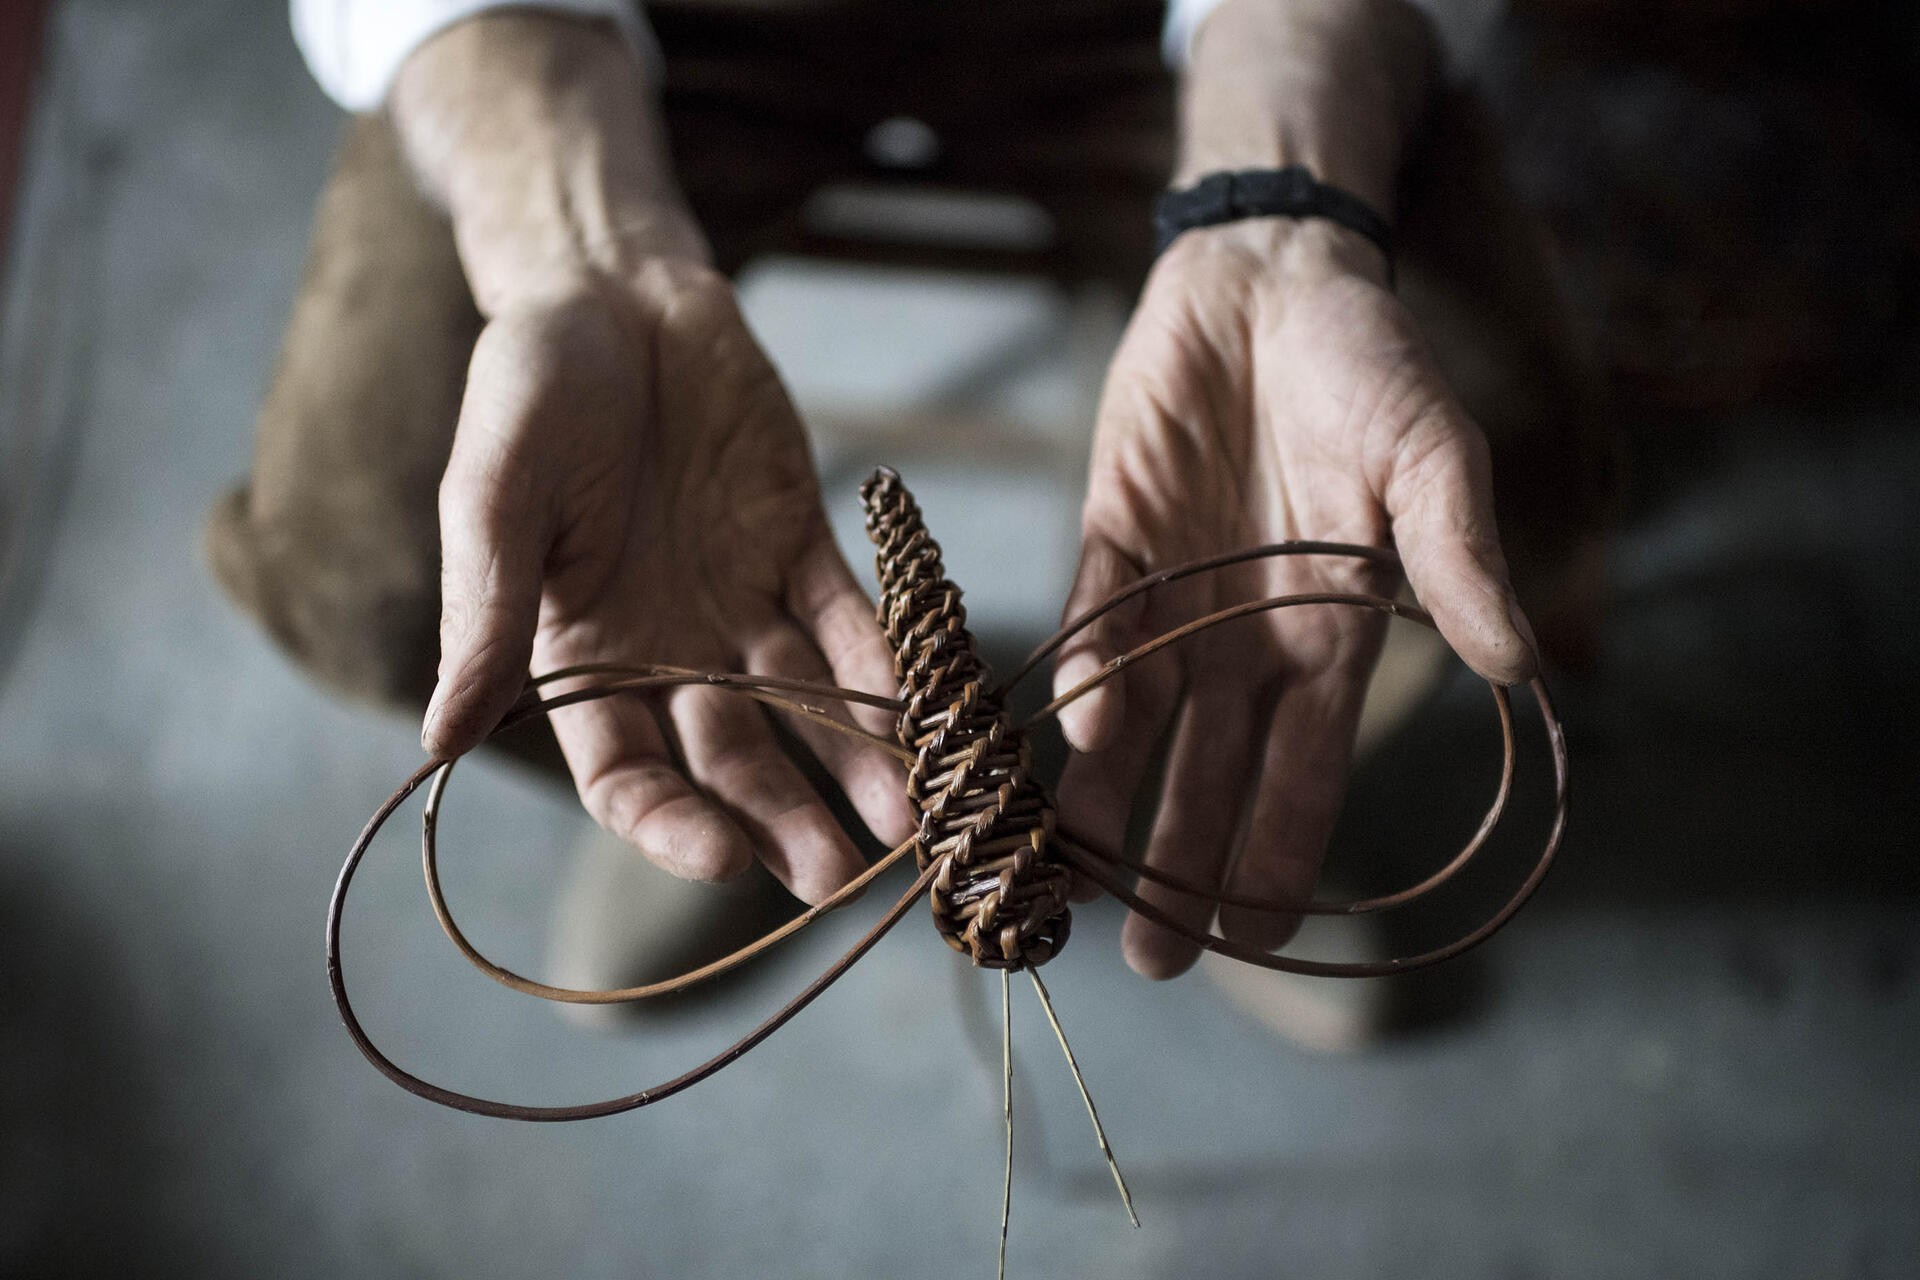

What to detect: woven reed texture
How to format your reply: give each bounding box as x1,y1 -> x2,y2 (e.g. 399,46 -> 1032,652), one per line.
860,468 -> 1072,969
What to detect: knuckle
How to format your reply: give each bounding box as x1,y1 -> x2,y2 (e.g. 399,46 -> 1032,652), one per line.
1395,415 -> 1462,488
1387,412 -> 1487,521
676,837 -> 750,884
698,739 -> 792,808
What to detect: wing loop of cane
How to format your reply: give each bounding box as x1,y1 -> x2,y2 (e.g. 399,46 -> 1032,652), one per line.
326,670 -> 942,1123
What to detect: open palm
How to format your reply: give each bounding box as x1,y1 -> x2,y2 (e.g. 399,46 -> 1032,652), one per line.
1055,220 -> 1535,978
424,263 -> 911,904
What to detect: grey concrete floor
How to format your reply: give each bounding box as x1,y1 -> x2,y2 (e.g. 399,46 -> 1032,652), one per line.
3,3 -> 1918,1278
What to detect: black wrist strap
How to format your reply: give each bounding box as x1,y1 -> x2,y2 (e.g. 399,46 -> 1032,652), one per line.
1153,167 -> 1396,284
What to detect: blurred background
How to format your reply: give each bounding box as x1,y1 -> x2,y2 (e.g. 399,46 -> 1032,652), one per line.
1,1 -> 1916,1277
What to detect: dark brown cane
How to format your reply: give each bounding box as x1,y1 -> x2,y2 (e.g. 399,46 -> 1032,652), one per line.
861,467 -> 1072,969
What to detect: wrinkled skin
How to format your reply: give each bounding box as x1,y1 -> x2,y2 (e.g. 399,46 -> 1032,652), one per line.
422,263 -> 913,906
1053,219 -> 1534,979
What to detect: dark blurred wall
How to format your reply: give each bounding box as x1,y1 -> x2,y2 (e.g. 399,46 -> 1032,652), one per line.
1490,0 -> 1920,417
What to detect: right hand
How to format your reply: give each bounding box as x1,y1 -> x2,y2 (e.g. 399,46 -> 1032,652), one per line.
421,261 -> 913,905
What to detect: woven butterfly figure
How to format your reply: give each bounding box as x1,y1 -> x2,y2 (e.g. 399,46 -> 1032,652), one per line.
328,467 -> 1569,1277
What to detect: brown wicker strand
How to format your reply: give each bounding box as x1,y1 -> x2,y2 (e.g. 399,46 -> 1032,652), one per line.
421,753 -> 922,1003
325,667 -> 944,1121
327,753 -> 940,1122
996,539 -> 1401,699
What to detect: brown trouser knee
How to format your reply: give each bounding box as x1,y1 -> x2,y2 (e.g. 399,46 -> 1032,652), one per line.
206,114 -> 474,714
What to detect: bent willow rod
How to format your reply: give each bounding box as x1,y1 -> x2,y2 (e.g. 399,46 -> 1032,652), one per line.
328,467 -> 1570,1275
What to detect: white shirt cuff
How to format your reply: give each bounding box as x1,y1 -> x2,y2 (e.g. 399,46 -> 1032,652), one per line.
290,0 -> 659,112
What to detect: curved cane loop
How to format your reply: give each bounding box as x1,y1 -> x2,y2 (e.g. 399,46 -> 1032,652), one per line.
421,755 -> 921,1003
1046,595 -> 1519,916
1055,676 -> 1569,977
522,661 -> 908,714
862,467 -> 1073,969
502,664 -> 915,764
1057,678 -> 1516,917
996,540 -> 1402,699
1026,591 -> 1431,728
328,662 -> 942,1119
328,753 -> 943,1121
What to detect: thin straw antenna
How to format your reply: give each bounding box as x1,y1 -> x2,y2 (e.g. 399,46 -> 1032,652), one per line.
998,968 -> 1014,1280
1027,969 -> 1140,1228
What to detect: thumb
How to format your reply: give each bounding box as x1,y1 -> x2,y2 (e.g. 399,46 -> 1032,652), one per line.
1384,413 -> 1537,687
421,434 -> 549,761
1052,532 -> 1146,754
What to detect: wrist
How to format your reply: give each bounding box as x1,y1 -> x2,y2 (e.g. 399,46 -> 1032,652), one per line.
1173,0 -> 1438,214
447,190 -> 709,316
1160,215 -> 1392,293
390,11 -> 709,316
1154,167 -> 1395,287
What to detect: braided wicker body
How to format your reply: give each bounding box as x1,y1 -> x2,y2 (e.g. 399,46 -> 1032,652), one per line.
860,468 -> 1072,969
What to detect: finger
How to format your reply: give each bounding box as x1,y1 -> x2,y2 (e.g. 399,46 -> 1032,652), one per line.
550,688 -> 760,885
1384,412 -> 1537,686
1056,642 -> 1181,904
422,338 -> 552,758
783,527 -> 900,742
1052,532 -> 1147,753
743,619 -> 915,848
1216,663 -> 1370,950
1118,685 -> 1264,981
667,683 -> 868,906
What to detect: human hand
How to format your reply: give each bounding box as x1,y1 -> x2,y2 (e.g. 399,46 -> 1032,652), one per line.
388,13 -> 910,904
1054,216 -> 1536,978
421,264 -> 913,904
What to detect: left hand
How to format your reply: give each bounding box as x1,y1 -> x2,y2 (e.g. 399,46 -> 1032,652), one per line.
1053,216 -> 1537,979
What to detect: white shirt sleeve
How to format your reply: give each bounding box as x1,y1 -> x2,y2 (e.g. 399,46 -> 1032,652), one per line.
290,0 -> 660,111
1163,0 -> 1507,76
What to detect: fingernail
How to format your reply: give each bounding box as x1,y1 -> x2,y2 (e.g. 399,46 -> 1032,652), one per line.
1053,651 -> 1096,698
1507,593 -> 1538,647
1057,698 -> 1101,754
421,686 -> 446,751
